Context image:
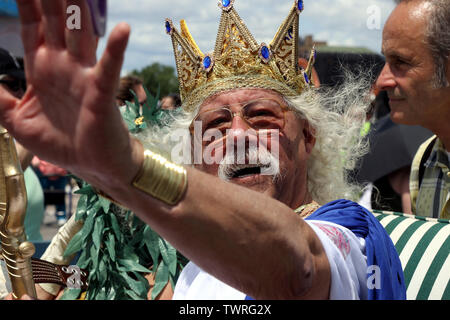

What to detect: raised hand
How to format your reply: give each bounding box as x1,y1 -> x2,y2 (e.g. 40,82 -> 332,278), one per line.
0,0 -> 141,188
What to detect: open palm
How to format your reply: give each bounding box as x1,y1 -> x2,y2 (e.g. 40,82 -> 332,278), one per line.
0,0 -> 137,186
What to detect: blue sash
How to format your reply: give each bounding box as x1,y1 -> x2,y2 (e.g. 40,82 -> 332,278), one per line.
246,199 -> 406,300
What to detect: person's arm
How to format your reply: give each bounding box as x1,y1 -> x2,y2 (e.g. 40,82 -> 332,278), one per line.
90,146 -> 330,299
0,1 -> 330,300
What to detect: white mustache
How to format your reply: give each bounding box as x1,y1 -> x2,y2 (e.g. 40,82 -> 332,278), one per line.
217,146 -> 280,182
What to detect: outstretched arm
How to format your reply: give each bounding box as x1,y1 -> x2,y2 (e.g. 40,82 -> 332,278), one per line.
0,0 -> 331,300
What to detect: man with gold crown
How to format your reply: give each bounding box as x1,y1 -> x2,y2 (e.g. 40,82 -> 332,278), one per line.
0,0 -> 405,300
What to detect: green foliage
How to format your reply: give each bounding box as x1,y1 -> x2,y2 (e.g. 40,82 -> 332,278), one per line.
60,90 -> 188,300
122,85 -> 174,133
131,62 -> 179,99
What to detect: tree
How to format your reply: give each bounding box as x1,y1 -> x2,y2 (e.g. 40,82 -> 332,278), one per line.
131,63 -> 179,99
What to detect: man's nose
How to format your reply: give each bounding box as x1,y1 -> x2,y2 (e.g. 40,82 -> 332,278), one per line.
376,64 -> 396,91
226,116 -> 258,158
230,113 -> 250,131
227,116 -> 251,146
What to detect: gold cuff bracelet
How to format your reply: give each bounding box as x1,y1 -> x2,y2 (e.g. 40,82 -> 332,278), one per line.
132,149 -> 187,206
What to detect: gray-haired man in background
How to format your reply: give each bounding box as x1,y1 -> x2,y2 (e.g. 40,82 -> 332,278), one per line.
376,0 -> 450,219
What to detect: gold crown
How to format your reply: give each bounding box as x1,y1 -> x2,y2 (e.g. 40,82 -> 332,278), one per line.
165,0 -> 316,112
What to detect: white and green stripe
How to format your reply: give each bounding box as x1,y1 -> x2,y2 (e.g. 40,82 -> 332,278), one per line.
373,210 -> 449,300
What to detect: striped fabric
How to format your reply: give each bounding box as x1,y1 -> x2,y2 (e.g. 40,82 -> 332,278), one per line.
372,210 -> 450,300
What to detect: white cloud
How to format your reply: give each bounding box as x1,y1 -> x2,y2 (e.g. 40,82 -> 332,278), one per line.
95,0 -> 397,72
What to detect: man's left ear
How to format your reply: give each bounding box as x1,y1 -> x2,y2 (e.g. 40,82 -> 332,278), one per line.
302,120 -> 316,155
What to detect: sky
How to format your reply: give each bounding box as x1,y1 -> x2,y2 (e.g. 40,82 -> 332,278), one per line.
96,0 -> 397,74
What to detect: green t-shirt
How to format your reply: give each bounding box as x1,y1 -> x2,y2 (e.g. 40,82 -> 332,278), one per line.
23,168 -> 45,241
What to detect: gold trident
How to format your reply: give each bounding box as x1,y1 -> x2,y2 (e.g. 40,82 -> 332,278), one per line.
0,125 -> 36,299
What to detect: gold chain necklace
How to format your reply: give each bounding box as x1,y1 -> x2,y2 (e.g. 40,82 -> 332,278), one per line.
295,201 -> 320,218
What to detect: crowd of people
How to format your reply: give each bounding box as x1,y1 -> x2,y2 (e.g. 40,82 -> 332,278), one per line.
0,0 -> 448,301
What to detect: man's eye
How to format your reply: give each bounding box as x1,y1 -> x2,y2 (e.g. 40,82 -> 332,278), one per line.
206,117 -> 228,128
392,58 -> 410,68
255,110 -> 272,116
248,109 -> 276,118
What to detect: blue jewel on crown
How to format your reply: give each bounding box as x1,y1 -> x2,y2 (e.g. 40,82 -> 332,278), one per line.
220,0 -> 234,11
165,18 -> 173,35
203,54 -> 214,73
296,0 -> 304,13
303,71 -> 310,84
259,43 -> 272,64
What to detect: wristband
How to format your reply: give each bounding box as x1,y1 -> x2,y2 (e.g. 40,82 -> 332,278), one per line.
132,149 -> 187,206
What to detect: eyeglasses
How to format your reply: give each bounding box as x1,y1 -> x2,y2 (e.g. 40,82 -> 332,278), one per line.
0,79 -> 25,93
190,98 -> 290,136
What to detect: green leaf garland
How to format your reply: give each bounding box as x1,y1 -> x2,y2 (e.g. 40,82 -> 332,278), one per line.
60,88 -> 188,300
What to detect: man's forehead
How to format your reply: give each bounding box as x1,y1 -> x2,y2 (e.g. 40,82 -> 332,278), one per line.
382,2 -> 430,56
381,35 -> 417,57
199,89 -> 283,111
384,0 -> 431,37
